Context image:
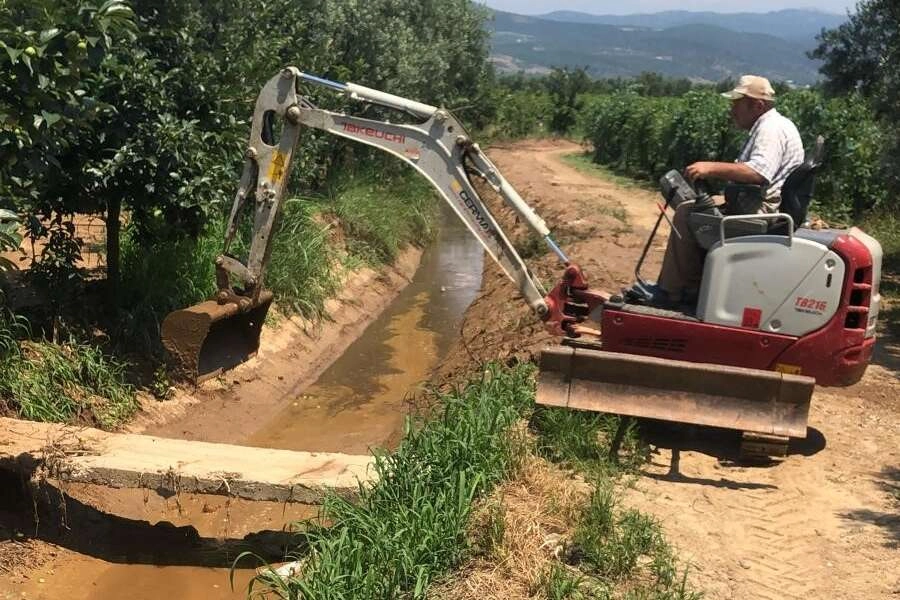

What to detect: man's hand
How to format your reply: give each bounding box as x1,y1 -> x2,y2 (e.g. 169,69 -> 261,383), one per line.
685,161 -> 716,181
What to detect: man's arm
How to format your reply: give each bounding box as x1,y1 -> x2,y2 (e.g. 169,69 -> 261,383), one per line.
685,161 -> 767,185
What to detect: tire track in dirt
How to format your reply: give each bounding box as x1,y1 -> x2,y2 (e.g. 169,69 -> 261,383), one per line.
725,487 -> 823,599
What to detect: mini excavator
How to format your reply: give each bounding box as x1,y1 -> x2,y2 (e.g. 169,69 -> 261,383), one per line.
161,68 -> 882,458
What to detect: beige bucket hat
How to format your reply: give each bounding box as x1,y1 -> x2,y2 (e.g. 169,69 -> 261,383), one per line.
721,75 -> 776,102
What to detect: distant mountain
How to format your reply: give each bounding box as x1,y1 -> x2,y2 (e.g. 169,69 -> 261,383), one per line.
537,9 -> 846,44
488,11 -> 824,83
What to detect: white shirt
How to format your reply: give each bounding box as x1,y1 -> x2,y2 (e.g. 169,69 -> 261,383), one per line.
736,108 -> 804,212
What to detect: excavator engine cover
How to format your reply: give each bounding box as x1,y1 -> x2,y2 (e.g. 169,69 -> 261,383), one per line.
161,291 -> 274,383
537,346 -> 814,439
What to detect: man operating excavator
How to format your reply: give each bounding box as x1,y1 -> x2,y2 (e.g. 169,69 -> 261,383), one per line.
645,75 -> 804,308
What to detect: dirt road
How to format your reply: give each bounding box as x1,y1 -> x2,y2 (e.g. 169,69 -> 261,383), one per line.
442,139 -> 899,599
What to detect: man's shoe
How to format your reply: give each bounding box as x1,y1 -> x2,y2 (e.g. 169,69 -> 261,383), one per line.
625,282 -> 670,306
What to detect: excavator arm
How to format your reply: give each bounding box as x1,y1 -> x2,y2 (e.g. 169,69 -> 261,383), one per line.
162,67 -> 606,382
217,67 -> 585,318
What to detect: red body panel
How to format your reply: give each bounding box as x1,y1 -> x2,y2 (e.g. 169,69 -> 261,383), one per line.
600,234 -> 876,387
600,309 -> 797,370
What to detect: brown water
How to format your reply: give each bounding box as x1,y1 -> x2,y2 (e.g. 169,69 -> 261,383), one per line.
8,206 -> 484,599
247,205 -> 484,454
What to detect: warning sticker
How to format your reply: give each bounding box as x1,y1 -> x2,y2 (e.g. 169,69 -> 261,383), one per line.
775,363 -> 803,375
268,150 -> 287,183
741,307 -> 762,328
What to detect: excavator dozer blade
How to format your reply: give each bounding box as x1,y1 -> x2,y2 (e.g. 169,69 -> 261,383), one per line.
537,346 -> 813,439
161,291 -> 274,384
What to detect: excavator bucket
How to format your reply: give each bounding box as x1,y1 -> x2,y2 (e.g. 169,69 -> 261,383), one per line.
537,346 -> 814,440
161,291 -> 274,383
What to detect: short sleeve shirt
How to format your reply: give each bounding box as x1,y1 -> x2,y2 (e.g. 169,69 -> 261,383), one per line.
736,108 -> 804,212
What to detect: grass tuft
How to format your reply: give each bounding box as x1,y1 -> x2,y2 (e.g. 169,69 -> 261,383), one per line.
530,407 -> 647,476
541,563 -> 587,600
574,485 -> 661,579
0,338 -> 136,429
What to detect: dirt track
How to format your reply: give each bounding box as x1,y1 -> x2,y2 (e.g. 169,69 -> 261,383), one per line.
443,139 -> 900,599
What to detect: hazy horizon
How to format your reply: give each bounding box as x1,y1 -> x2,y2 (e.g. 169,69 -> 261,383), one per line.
482,1 -> 856,16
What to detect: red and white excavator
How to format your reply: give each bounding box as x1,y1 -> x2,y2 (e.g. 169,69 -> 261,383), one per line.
161,68 -> 882,458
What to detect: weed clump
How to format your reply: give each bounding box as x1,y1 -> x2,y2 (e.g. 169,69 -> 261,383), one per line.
530,406 -> 646,476
0,336 -> 136,429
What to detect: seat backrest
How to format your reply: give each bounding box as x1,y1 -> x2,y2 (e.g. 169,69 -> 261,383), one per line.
779,136 -> 825,228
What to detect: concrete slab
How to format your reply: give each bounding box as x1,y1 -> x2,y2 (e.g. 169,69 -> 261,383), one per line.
0,417 -> 375,503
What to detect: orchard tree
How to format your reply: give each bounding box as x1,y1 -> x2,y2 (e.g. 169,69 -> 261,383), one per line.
812,0 -> 900,196
547,67 -> 590,135
2,0 -> 495,316
2,1 -> 236,307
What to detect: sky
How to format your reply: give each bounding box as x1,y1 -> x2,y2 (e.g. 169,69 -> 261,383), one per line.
482,0 -> 856,15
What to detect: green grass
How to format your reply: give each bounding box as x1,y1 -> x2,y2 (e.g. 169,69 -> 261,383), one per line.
541,563 -> 586,600
530,407 -> 647,477
0,336 -> 137,429
330,169 -> 438,266
238,363 -> 534,599
574,486 -> 663,579
265,198 -> 338,319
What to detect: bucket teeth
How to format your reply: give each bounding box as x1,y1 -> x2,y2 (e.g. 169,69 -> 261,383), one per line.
161,291 -> 274,383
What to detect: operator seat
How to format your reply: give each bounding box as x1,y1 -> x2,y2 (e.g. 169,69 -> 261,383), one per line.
774,135 -> 825,231
689,136 -> 826,249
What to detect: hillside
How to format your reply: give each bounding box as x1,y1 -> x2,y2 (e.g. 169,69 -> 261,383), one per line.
538,9 -> 846,43
488,10 -> 826,83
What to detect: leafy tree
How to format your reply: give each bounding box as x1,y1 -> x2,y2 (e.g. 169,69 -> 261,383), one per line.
0,210 -> 21,273
0,0 -> 137,205
547,67 -> 590,134
812,0 -> 900,198
3,0 -> 495,316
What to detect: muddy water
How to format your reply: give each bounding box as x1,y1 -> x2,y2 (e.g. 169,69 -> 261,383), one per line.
247,206 -> 484,453
10,206 -> 484,600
